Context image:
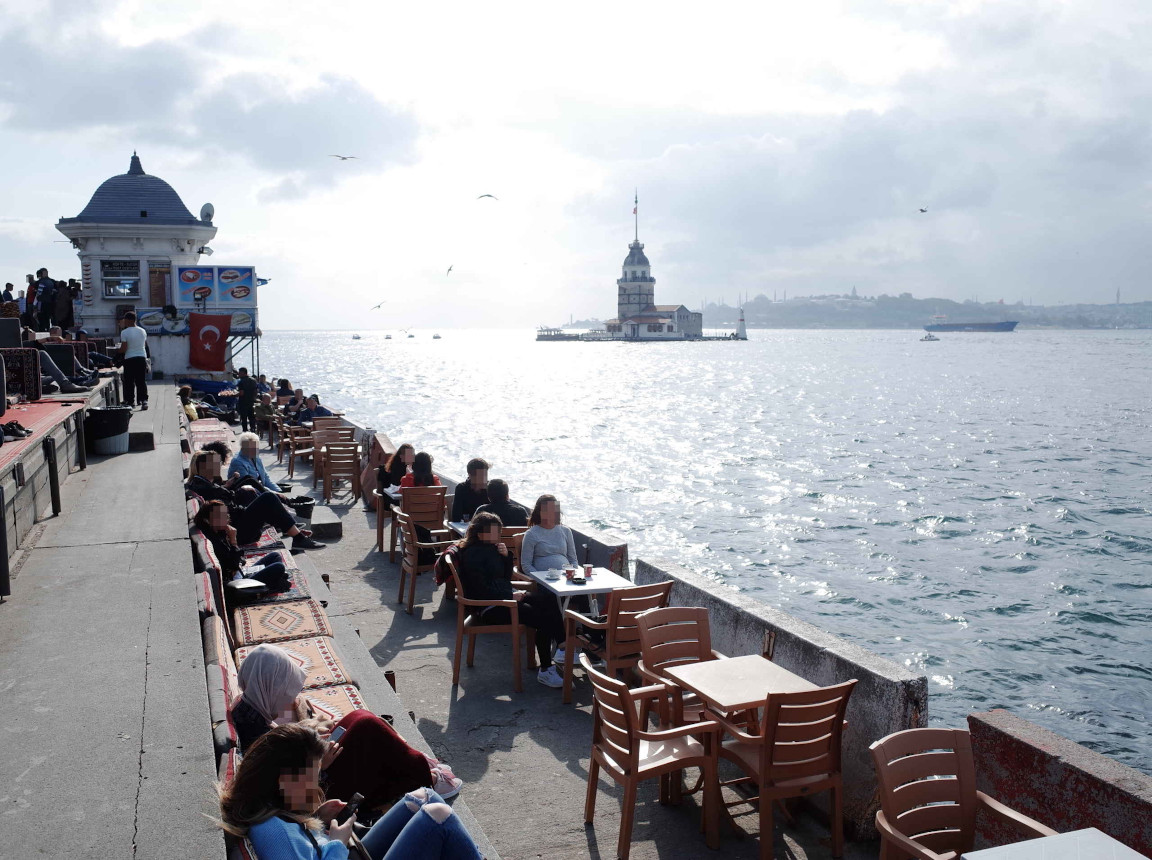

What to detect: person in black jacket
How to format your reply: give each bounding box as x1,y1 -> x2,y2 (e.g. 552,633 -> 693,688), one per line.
193,500 -> 290,590
451,458 -> 490,522
473,479 -> 528,527
455,512 -> 566,688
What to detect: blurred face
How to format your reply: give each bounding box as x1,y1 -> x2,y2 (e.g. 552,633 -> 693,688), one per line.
209,506 -> 229,531
279,759 -> 322,813
402,448 -> 415,466
540,500 -> 560,527
306,397 -> 318,410
480,524 -> 501,544
470,468 -> 488,489
198,453 -> 223,480
240,439 -> 259,459
294,389 -> 304,400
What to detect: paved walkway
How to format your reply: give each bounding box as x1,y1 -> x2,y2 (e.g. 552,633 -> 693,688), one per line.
0,384 -> 219,858
260,451 -> 878,860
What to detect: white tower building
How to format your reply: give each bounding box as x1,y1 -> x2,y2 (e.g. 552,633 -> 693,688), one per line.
617,239 -> 655,322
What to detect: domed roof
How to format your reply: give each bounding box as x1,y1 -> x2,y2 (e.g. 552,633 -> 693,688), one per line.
623,240 -> 649,267
60,153 -> 209,226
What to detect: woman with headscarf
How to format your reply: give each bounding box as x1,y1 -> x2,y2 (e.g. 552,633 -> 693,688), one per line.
230,645 -> 462,812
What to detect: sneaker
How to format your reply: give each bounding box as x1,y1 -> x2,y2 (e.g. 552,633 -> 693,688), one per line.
292,534 -> 326,550
431,769 -> 464,800
537,665 -> 564,688
553,646 -> 572,665
59,381 -> 90,394
140,402 -> 149,411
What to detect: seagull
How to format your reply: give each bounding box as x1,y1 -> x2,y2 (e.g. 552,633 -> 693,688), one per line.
919,208 -> 928,213
370,300 -> 387,310
476,194 -> 498,200
446,265 -> 453,276
329,154 -> 359,161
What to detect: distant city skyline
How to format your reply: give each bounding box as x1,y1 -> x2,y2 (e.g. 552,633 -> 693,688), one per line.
2,0 -> 1151,329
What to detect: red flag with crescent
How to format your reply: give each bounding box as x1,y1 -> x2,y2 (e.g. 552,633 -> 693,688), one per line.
188,312 -> 231,371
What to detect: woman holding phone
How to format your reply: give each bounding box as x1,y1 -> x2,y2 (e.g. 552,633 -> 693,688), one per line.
230,645 -> 461,811
219,724 -> 481,859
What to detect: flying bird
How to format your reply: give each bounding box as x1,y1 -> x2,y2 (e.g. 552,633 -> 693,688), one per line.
370,300 -> 387,310
919,208 -> 928,213
476,194 -> 498,200
446,265 -> 453,276
329,154 -> 359,161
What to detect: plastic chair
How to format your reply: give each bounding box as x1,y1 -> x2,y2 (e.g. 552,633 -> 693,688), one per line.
389,486 -> 448,562
636,606 -> 728,727
709,679 -> 857,860
581,653 -> 722,860
870,728 -> 1056,860
322,442 -> 361,503
444,553 -> 537,693
561,579 -> 673,704
395,510 -> 455,614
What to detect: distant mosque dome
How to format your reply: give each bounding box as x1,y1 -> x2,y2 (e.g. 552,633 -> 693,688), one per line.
623,240 -> 650,268
61,152 -> 210,226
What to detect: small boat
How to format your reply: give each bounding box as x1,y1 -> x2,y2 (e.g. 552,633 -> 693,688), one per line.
351,334 -> 362,340
407,333 -> 415,339
920,333 -> 939,342
432,333 -> 441,340
385,334 -> 392,340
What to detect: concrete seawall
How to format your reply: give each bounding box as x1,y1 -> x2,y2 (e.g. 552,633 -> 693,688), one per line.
969,710 -> 1152,853
634,557 -> 928,840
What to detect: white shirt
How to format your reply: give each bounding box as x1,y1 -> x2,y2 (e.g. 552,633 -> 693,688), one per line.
120,325 -> 147,360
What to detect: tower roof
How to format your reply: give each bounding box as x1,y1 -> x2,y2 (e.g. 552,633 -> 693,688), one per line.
623,240 -> 649,267
59,153 -> 210,227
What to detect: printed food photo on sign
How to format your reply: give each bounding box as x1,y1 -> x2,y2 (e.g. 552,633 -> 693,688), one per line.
137,309 -> 165,333
230,311 -> 254,333
215,267 -> 255,304
177,267 -> 215,304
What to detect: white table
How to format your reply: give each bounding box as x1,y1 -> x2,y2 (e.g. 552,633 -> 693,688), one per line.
448,520 -> 469,537
962,829 -> 1148,860
523,566 -> 633,614
664,654 -> 816,712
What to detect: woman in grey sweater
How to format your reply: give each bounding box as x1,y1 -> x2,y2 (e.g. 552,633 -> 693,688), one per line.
520,494 -> 578,573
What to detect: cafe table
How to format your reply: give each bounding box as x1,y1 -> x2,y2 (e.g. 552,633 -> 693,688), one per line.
448,520 -> 469,537
962,829 -> 1148,860
523,566 -> 633,615
664,653 -> 817,713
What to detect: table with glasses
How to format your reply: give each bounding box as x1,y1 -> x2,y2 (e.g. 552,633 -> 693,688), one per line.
522,566 -> 633,614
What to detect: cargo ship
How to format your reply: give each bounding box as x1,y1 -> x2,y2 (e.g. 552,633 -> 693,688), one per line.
924,316 -> 1018,333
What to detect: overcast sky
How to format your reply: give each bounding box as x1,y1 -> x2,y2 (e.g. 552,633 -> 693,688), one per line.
2,0 -> 1150,329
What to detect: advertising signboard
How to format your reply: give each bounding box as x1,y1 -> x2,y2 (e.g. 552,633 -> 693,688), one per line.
215,268 -> 256,306
176,267 -> 216,305
134,306 -> 257,335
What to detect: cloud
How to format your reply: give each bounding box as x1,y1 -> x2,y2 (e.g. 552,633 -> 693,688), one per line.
0,23 -> 416,200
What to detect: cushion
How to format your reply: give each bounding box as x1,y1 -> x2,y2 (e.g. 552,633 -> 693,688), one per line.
300,684 -> 366,722
0,348 -> 41,401
195,570 -> 214,618
217,747 -> 240,784
239,527 -> 285,551
245,567 -> 310,604
235,636 -> 354,690
232,599 -> 332,646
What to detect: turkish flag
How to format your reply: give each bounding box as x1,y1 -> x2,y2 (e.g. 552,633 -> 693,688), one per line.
188,312 -> 231,371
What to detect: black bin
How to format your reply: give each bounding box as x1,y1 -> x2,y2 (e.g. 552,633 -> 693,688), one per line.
85,406 -> 134,454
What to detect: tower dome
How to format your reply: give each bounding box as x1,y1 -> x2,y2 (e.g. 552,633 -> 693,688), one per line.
622,240 -> 650,268
61,153 -> 210,226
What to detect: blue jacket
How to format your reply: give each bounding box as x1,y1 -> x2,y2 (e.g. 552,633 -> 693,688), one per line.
248,815 -> 348,860
228,453 -> 273,489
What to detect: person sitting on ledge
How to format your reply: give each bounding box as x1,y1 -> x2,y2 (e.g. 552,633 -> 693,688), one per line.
186,450 -> 324,551
20,326 -> 90,394
399,451 -> 440,488
72,329 -> 114,368
473,478 -> 528,527
218,724 -> 479,860
456,512 -> 566,688
450,458 -> 489,522
230,645 -> 462,807
293,394 -> 334,425
178,386 -> 201,423
194,500 -> 290,591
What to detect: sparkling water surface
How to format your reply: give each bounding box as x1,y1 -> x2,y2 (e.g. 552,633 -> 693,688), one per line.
260,328 -> 1152,772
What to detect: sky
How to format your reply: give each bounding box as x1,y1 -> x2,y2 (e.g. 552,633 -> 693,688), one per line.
1,0 -> 1150,329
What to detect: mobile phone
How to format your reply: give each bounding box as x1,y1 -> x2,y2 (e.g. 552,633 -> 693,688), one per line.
329,726 -> 346,743
335,792 -> 364,825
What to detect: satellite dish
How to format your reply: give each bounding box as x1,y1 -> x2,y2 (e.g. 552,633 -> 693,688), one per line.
200,202 -> 215,222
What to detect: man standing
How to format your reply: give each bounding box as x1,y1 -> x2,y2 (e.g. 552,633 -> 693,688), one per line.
118,311 -> 149,410
235,367 -> 259,433
2,283 -> 13,303
34,268 -> 56,331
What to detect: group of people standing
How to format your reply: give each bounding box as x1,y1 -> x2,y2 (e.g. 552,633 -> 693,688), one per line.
2,268 -> 79,331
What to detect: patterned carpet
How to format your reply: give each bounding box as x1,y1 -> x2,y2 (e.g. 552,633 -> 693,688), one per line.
0,401 -> 85,471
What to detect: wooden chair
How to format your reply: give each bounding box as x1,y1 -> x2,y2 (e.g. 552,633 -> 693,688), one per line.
561,579 -> 673,704
637,606 -> 727,727
277,395 -> 291,406
274,414 -> 289,462
395,510 -> 456,614
444,553 -> 537,693
322,442 -> 361,503
372,488 -> 390,553
708,680 -> 857,860
870,728 -> 1056,860
283,425 -> 314,479
311,415 -> 344,433
389,486 -> 448,562
581,653 -> 721,860
501,527 -> 532,585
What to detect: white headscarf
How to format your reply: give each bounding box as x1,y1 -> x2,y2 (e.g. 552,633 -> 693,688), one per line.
237,644 -> 306,723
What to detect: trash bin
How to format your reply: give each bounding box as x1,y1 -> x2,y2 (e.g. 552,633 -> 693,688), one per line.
85,405 -> 134,455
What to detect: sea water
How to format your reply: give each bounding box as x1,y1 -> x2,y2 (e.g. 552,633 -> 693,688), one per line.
260,328 -> 1152,773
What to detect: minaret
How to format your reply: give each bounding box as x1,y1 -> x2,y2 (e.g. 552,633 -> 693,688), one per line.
617,192 -> 655,322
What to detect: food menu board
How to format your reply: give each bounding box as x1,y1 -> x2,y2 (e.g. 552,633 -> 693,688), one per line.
134,306 -> 258,335
174,266 -> 257,308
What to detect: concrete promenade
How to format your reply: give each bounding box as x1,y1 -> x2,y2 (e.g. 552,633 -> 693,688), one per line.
0,384 -> 220,858
256,452 -> 876,860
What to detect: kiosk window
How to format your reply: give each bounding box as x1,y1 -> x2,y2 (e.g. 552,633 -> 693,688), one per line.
101,260 -> 141,298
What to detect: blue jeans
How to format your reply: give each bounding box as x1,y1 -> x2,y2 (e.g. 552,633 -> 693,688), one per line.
243,552 -> 289,590
361,789 -> 480,860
